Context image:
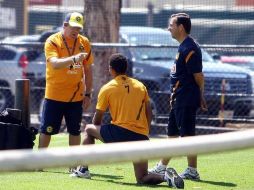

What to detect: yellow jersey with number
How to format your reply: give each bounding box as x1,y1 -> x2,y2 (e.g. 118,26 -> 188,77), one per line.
96,75 -> 150,136
44,32 -> 93,102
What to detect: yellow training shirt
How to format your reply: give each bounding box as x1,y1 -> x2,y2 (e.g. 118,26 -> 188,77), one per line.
96,75 -> 150,136
44,32 -> 94,102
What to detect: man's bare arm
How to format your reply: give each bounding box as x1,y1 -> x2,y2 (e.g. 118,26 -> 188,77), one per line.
194,72 -> 208,111
92,109 -> 105,125
48,52 -> 87,69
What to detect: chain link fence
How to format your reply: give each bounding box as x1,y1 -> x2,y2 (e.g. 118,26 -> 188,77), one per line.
1,0 -> 254,135
1,42 -> 254,134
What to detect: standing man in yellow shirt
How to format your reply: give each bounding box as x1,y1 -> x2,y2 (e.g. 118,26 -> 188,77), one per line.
70,53 -> 184,189
38,12 -> 94,163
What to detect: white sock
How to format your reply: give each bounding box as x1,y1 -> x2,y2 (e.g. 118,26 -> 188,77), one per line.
158,161 -> 167,168
188,166 -> 197,172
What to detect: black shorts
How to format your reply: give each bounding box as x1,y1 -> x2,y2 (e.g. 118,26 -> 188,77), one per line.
100,124 -> 149,143
40,99 -> 82,136
167,106 -> 197,137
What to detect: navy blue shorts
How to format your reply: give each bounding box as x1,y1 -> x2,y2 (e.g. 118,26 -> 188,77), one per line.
100,124 -> 149,143
40,99 -> 82,136
167,107 -> 197,137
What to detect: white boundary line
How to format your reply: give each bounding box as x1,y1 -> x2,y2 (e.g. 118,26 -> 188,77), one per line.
0,129 -> 254,172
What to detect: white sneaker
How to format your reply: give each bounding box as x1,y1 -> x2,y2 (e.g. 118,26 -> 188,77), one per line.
148,163 -> 166,176
180,167 -> 200,180
70,166 -> 91,179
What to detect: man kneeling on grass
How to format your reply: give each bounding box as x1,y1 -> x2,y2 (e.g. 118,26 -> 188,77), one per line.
70,53 -> 184,189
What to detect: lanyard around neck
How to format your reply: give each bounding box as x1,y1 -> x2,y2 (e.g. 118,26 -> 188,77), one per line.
61,34 -> 77,56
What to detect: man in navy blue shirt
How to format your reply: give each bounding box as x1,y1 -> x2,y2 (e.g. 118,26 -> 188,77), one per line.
149,13 -> 207,180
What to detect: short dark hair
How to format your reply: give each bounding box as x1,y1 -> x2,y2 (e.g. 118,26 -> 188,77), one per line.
171,13 -> 191,34
109,53 -> 128,74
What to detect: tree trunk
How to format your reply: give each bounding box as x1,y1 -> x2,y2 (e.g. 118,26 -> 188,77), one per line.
83,0 -> 121,112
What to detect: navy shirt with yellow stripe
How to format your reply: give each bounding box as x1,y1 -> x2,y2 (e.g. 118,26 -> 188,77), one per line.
170,36 -> 202,108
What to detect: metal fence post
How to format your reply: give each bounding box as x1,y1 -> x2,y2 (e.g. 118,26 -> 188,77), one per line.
14,79 -> 30,128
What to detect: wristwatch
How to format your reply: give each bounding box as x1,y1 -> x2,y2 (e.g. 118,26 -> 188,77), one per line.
85,93 -> 91,98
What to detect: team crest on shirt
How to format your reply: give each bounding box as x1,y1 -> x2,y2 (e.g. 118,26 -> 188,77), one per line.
171,63 -> 176,73
76,16 -> 81,22
175,53 -> 179,60
46,126 -> 53,133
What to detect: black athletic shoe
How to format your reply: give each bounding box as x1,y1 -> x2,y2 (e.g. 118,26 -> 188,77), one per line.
165,168 -> 184,189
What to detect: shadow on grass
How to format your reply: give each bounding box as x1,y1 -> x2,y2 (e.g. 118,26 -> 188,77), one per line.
196,179 -> 236,187
35,170 -> 69,174
39,170 -> 169,188
37,171 -> 124,180
92,177 -> 167,188
91,172 -> 124,180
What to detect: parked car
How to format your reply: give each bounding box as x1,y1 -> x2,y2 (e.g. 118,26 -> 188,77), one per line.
1,35 -> 41,43
25,52 -> 46,114
0,45 -> 39,112
220,55 -> 254,94
119,26 -> 254,126
220,56 -> 254,70
119,27 -> 174,123
19,26 -> 254,126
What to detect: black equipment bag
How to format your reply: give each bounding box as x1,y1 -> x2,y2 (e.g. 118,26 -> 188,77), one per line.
0,109 -> 37,150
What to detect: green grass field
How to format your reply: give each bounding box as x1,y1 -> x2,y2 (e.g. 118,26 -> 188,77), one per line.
0,134 -> 254,190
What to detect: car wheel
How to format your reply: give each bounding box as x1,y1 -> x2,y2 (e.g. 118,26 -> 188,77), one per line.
0,90 -> 13,112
